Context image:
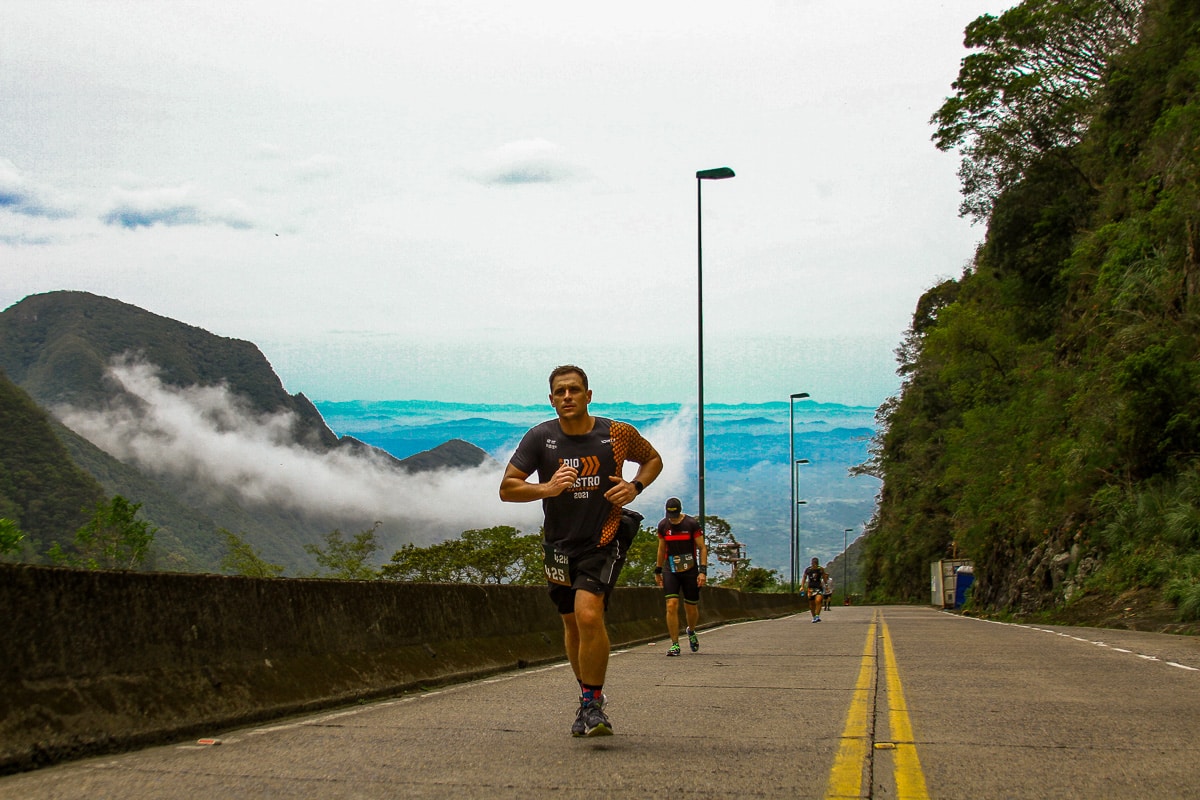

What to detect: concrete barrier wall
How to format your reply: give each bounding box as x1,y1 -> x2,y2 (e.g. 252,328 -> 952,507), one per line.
1,564 -> 803,773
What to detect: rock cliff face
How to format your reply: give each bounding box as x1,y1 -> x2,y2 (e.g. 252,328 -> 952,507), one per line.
0,291 -> 491,573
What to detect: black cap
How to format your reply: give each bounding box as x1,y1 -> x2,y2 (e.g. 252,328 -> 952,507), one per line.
665,498 -> 682,513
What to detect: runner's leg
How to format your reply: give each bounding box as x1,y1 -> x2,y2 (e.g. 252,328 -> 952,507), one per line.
574,589 -> 609,686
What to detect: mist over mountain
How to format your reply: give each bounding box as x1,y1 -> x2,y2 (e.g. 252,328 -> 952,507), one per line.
0,291 -> 507,574
0,290 -> 877,579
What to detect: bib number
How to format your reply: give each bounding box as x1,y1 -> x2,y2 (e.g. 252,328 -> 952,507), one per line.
670,552 -> 696,573
543,544 -> 570,586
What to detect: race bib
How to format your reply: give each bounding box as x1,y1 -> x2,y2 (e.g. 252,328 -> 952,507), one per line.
670,552 -> 696,573
543,544 -> 570,586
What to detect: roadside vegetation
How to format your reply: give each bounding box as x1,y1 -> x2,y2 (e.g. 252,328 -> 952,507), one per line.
861,0 -> 1200,623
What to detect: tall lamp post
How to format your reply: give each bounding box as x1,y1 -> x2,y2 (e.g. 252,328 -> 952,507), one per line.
788,391 -> 810,592
844,528 -> 853,604
696,166 -> 735,530
792,461 -> 810,592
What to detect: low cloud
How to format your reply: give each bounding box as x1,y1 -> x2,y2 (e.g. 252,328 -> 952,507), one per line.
463,139 -> 587,186
101,185 -> 255,230
54,359 -> 541,538
0,158 -> 74,219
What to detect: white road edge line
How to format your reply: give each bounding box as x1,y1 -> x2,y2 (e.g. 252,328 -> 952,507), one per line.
940,610 -> 1197,673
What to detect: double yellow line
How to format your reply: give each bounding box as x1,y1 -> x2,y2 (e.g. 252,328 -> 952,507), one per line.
825,610 -> 929,799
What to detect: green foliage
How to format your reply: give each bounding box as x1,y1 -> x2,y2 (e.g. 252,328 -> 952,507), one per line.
0,518 -> 24,556
220,529 -> 285,578
723,567 -> 785,593
616,523 -> 660,586
305,523 -> 381,580
1164,554 -> 1200,621
867,0 -> 1200,611
381,525 -> 542,584
0,370 -> 106,558
49,495 -> 157,570
931,0 -> 1143,220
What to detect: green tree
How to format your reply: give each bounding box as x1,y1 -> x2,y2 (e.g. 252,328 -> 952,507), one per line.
0,518 -> 24,557
730,567 -> 784,593
382,526 -> 542,584
382,539 -> 472,582
932,0 -> 1143,220
220,529 -> 285,578
48,495 -> 157,570
615,522 -> 660,586
305,523 -> 381,580
460,526 -> 542,584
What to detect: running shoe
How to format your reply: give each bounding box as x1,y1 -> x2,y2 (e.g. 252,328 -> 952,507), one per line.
570,693 -> 607,737
811,616 -> 819,623
666,642 -> 682,657
687,628 -> 700,652
579,700 -> 613,737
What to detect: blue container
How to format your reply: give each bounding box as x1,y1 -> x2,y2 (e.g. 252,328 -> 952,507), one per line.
954,568 -> 975,607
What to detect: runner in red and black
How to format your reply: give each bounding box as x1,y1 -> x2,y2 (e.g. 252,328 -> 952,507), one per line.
654,497 -> 707,656
500,365 -> 662,737
803,557 -> 828,622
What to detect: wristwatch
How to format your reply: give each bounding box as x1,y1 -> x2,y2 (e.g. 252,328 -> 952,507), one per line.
632,480 -> 644,494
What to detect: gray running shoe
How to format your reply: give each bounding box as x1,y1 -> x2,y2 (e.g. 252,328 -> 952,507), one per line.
570,693 -> 607,737
580,701 -> 613,737
687,628 -> 700,652
666,642 -> 682,656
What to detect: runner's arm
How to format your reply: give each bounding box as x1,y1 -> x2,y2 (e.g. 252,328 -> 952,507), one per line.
604,443 -> 664,506
499,462 -> 577,503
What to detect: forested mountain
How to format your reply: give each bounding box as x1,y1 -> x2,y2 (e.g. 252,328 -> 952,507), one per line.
0,290 -> 338,449
863,0 -> 1200,621
0,291 -> 490,574
0,369 -> 104,555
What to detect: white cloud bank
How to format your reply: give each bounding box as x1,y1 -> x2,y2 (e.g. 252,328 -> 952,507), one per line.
53,358 -> 696,542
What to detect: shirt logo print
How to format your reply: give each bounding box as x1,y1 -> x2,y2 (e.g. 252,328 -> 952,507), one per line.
579,456 -> 600,476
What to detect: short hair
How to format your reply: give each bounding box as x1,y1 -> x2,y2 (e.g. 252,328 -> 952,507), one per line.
548,364 -> 588,390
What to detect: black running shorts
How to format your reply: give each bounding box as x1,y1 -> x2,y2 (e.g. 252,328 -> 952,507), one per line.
662,567 -> 701,604
549,544 -> 624,615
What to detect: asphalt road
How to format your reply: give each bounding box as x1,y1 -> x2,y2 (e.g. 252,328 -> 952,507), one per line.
4,605 -> 1200,799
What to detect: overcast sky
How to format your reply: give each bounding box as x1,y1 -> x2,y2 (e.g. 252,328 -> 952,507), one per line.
1,0 -> 1012,408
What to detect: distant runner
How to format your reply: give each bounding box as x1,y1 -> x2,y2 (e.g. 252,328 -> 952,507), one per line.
654,497 -> 708,655
803,557 -> 827,622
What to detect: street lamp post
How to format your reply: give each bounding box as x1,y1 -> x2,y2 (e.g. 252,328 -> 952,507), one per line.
844,528 -> 853,605
792,461 -> 810,592
793,495 -> 808,592
696,167 -> 735,530
788,391 -> 810,592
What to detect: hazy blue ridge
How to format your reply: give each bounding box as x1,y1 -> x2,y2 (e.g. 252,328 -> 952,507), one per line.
314,399 -> 880,575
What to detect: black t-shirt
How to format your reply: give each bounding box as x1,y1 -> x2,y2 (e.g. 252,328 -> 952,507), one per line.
657,514 -> 703,566
509,416 -> 654,558
803,565 -> 827,591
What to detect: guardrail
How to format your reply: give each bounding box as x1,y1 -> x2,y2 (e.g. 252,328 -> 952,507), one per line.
1,563 -> 803,773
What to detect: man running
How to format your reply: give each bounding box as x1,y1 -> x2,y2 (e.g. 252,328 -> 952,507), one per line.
654,497 -> 707,656
803,557 -> 828,622
500,365 -> 662,737
822,570 -> 834,614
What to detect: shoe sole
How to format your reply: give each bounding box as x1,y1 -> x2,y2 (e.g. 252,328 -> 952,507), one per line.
585,723 -> 613,737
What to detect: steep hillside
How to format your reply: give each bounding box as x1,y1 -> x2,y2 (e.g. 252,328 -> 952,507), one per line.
864,0 -> 1200,626
0,292 -> 492,575
0,290 -> 338,449
0,370 -> 105,554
